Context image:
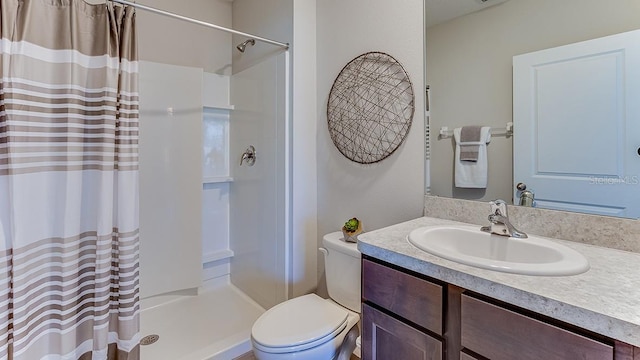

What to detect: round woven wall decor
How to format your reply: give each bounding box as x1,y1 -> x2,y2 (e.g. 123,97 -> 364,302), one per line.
327,51 -> 415,164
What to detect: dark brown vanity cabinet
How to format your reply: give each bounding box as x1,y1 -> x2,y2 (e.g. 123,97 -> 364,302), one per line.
361,258 -> 444,360
361,256 -> 640,360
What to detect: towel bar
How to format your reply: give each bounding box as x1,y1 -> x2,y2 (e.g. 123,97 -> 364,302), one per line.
439,122 -> 513,139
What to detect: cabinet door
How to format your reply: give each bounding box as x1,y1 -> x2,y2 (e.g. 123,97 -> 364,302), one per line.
362,304 -> 442,360
614,342 -> 640,360
461,295 -> 613,360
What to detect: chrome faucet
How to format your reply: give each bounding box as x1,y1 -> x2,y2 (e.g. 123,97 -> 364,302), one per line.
480,200 -> 528,238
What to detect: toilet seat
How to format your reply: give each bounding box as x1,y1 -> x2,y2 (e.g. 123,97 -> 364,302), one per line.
252,294 -> 349,354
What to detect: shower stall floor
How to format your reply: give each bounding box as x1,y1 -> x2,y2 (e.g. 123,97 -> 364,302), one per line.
140,281 -> 265,360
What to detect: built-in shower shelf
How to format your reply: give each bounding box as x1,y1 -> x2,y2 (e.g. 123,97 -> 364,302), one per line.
203,176 -> 234,184
204,105 -> 235,111
202,249 -> 235,264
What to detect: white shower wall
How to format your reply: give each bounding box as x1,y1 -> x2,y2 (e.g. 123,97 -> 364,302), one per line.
230,0 -> 294,310
201,76 -> 235,281
139,60 -> 240,298
229,54 -> 288,310
138,57 -> 288,303
132,0 -> 236,300
138,61 -> 203,299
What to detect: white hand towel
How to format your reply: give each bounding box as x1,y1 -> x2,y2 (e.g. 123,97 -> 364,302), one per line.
454,126 -> 491,188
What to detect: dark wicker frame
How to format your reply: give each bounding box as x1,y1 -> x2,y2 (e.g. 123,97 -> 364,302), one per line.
327,51 -> 415,164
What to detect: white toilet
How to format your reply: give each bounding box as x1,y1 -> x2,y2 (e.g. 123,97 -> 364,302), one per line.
251,231 -> 361,360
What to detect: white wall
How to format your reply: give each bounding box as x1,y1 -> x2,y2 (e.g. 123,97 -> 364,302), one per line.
316,0 -> 426,292
232,0 -> 293,75
428,0 -> 640,202
85,0 -> 232,75
291,0 -> 318,298
136,0 -> 233,74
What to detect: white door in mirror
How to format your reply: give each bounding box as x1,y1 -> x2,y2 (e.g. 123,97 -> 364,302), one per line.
513,29 -> 640,219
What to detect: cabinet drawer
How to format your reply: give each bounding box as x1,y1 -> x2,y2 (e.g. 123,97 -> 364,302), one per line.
362,259 -> 443,335
460,352 -> 479,360
362,304 -> 442,360
461,295 -> 613,360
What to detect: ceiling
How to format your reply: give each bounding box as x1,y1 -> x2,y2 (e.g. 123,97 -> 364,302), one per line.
426,0 -> 510,27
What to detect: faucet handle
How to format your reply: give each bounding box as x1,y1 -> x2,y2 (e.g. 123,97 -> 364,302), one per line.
489,199 -> 508,217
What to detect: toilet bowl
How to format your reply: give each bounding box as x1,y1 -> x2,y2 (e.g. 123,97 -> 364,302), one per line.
251,294 -> 359,360
251,231 -> 361,360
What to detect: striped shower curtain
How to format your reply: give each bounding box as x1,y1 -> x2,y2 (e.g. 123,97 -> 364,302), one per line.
0,0 -> 140,359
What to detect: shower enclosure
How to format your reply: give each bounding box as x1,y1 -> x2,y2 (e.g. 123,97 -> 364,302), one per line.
131,1 -> 292,358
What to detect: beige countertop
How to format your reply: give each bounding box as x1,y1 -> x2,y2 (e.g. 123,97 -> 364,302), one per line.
357,216 -> 640,347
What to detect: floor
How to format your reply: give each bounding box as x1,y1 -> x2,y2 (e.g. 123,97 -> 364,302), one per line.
140,282 -> 264,360
234,350 -> 361,359
233,352 -> 256,360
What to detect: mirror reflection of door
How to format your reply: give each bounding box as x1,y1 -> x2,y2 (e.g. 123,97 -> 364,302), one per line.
513,29 -> 640,218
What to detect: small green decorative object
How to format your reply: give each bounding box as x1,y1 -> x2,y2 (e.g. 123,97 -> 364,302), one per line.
341,217 -> 363,243
344,218 -> 359,232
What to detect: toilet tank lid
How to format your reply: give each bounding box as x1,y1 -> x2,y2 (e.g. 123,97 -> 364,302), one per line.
252,294 -> 348,349
323,231 -> 360,258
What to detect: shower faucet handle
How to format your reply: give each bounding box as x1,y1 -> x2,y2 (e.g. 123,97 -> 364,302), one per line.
240,145 -> 256,166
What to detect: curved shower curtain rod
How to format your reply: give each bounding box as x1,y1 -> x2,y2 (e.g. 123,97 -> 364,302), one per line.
108,0 -> 290,49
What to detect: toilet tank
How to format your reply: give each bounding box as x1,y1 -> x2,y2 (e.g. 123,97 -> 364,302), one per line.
321,232 -> 361,313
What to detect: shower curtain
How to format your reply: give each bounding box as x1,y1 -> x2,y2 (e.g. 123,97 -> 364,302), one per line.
0,0 -> 140,359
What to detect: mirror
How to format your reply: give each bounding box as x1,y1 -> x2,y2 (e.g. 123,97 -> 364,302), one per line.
426,0 -> 640,218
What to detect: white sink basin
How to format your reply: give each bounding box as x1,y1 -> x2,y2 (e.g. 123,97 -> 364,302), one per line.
407,225 -> 589,276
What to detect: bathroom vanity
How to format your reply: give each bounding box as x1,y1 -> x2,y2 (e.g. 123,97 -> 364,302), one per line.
358,217 -> 640,360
